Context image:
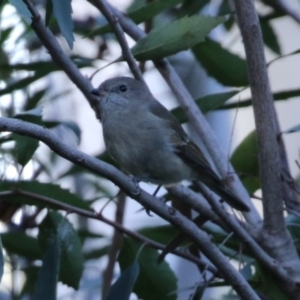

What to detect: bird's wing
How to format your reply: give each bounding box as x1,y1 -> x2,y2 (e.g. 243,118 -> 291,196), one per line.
148,100 -> 220,182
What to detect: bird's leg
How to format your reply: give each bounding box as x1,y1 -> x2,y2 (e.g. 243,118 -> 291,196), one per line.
152,185 -> 162,197
130,175 -> 141,195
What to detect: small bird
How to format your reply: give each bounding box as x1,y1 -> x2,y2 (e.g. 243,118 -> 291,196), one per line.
90,77 -> 249,212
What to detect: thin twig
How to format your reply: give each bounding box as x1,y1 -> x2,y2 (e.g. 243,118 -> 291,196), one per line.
102,192 -> 126,299
92,0 -> 144,82
90,0 -> 260,225
0,118 -> 260,299
0,189 -> 216,274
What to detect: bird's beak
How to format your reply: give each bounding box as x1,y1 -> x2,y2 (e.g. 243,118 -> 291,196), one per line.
90,88 -> 100,96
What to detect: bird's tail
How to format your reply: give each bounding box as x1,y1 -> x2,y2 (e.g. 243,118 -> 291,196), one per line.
204,180 -> 250,212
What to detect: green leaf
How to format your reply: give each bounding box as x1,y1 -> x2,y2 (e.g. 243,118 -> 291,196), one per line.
132,15 -> 226,61
105,258 -> 139,300
0,73 -> 47,96
39,211 -> 84,289
0,236 -> 3,283
20,266 -> 39,297
44,120 -> 81,143
89,0 -> 184,36
231,131 -> 260,194
282,124 -> 300,134
171,90 -> 239,123
51,0 -> 74,49
45,0 -> 53,26
252,262 -> 289,300
118,238 -> 177,300
129,0 -> 183,24
1,232 -> 41,260
9,0 -> 32,24
25,88 -> 48,111
176,0 -> 208,18
33,235 -> 60,300
192,39 -> 248,87
12,134 -> 39,167
286,215 -> 300,255
138,225 -> 179,244
0,180 -> 91,211
84,246 -> 109,260
260,18 -> 281,55
222,88 -> 300,109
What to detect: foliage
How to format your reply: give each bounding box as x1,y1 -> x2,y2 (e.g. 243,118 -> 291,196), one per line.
0,0 -> 300,299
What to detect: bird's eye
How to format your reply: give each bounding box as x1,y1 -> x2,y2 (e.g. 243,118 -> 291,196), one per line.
119,84 -> 127,92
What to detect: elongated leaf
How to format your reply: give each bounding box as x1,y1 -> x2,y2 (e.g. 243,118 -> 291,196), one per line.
222,88 -> 300,109
132,15 -> 226,61
105,260 -> 139,300
231,131 -> 260,193
12,133 -> 39,167
118,238 -> 177,300
282,124 -> 300,134
0,236 -> 3,283
176,0 -> 208,18
0,73 -> 46,96
192,39 -> 248,87
9,0 -> 32,24
171,90 -> 239,123
44,120 -> 81,143
51,0 -> 74,48
1,232 -> 41,260
89,0 -> 184,36
260,18 -> 281,55
0,181 -> 91,210
39,211 -> 84,289
25,88 -> 48,111
33,235 -> 60,300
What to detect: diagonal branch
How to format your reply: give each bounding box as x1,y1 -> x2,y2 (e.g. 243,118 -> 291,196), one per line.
88,0 -> 261,225
0,189 -> 215,274
233,0 -> 300,297
94,0 -> 144,82
0,117 -> 260,299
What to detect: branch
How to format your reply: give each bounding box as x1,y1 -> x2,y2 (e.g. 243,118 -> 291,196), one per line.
102,192 -> 126,298
0,189 -> 217,274
0,117 -> 259,299
93,0 -> 144,82
22,0 -> 96,107
89,0 -> 261,225
233,0 -> 300,297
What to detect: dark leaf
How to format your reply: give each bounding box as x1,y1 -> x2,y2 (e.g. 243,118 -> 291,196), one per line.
132,15 -> 226,61
171,90 -> 239,123
45,0 -> 53,26
12,134 -> 39,167
25,88 -> 48,111
231,131 -> 260,194
118,238 -> 177,300
0,180 -> 91,210
90,0 -> 183,36
138,225 -> 178,244
9,0 -> 32,24
0,236 -> 3,283
105,258 -> 139,300
1,232 -> 41,260
176,0 -> 208,18
282,124 -> 300,134
192,39 -> 248,87
51,0 -> 74,48
39,211 -> 84,289
33,235 -> 60,300
260,18 -> 281,54
221,88 -> 300,110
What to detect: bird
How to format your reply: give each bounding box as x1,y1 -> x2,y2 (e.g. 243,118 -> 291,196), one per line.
90,76 -> 249,212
